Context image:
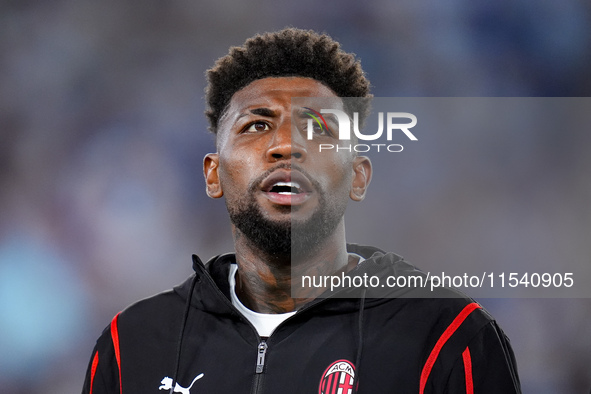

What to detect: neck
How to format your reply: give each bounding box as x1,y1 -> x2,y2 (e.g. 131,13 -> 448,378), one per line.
232,221 -> 355,313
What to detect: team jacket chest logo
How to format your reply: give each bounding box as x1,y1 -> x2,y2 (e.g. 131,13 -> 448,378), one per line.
158,373 -> 203,393
319,360 -> 356,394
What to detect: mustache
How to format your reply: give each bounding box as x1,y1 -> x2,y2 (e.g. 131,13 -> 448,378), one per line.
247,162 -> 320,194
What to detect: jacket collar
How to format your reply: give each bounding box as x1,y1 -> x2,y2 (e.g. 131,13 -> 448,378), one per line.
178,244 -> 424,314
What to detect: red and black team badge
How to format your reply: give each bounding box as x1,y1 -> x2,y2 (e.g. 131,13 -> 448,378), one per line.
318,359 -> 356,394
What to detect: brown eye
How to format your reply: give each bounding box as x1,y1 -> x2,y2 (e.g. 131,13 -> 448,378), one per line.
245,122 -> 270,132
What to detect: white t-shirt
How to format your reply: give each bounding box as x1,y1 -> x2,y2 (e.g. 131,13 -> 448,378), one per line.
229,264 -> 295,337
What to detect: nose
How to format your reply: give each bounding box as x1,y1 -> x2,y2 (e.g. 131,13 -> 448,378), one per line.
265,120 -> 307,162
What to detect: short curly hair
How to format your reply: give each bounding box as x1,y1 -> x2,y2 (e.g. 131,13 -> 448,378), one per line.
205,28 -> 372,133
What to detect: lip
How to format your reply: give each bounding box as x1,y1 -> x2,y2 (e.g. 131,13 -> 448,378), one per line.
260,169 -> 314,206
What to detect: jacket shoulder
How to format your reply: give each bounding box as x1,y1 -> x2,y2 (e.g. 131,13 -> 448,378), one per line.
82,276 -> 196,393
114,276 -> 197,338
408,296 -> 520,393
90,281 -> 189,359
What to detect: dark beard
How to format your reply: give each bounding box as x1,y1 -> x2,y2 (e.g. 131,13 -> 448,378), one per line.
227,170 -> 346,261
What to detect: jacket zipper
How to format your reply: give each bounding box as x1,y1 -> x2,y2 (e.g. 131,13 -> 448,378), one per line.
195,269 -> 275,393
256,341 -> 268,373
251,340 -> 268,394
195,263 -> 355,394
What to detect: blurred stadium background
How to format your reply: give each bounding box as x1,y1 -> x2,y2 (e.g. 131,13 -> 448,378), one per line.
1,1 -> 590,392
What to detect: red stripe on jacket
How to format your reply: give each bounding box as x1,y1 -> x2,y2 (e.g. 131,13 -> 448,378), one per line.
462,346 -> 474,394
90,351 -> 99,394
419,302 -> 481,394
110,312 -> 122,394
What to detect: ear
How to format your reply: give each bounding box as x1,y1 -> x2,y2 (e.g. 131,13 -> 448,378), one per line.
349,156 -> 372,202
203,153 -> 223,198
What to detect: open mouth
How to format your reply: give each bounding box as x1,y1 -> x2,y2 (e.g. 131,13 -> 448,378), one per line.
260,170 -> 314,206
269,181 -> 304,195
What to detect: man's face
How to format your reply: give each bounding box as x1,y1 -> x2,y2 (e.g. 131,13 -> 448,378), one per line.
204,77 -> 371,258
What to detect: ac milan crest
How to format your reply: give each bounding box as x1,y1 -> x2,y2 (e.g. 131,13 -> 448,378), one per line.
318,359 -> 356,394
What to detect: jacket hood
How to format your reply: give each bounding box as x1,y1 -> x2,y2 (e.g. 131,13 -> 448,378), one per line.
320,243 -> 430,304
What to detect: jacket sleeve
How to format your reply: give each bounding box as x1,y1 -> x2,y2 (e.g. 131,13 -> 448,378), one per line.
82,318 -> 122,394
446,321 -> 521,394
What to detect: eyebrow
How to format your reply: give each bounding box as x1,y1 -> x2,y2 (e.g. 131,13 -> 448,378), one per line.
293,107 -> 310,119
295,107 -> 338,125
237,107 -> 277,120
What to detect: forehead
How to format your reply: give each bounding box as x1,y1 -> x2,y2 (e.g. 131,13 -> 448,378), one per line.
218,77 -> 340,129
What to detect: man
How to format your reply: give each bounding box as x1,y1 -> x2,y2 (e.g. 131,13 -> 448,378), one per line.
83,28 -> 521,393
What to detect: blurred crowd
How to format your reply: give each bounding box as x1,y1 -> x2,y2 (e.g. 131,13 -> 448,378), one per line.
0,1 -> 590,392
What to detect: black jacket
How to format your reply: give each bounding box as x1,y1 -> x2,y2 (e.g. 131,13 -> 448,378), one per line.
83,244 -> 521,393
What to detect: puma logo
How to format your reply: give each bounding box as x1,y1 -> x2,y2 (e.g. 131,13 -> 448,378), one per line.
158,373 -> 204,394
